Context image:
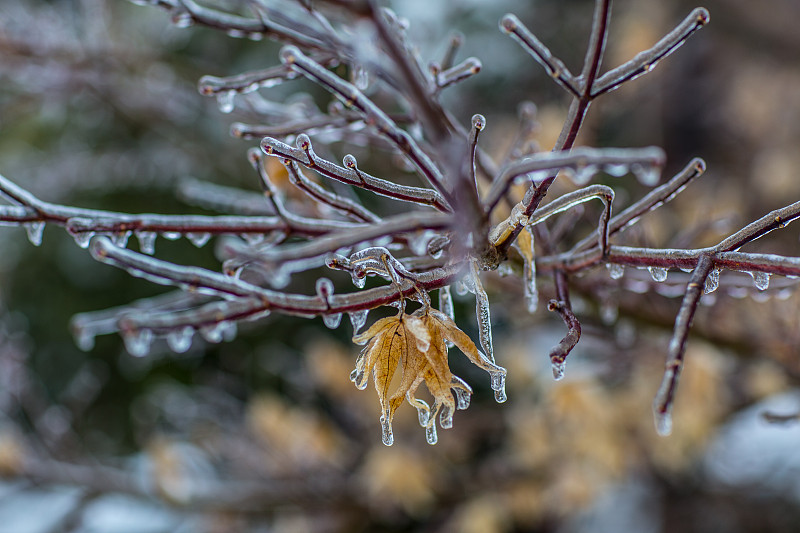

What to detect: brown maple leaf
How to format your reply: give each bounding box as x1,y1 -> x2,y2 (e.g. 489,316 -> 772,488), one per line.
352,307 -> 507,445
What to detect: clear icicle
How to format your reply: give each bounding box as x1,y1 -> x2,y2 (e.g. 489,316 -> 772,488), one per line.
470,260 -> 494,363
704,268 -> 720,294
749,271 -> 770,291
414,400 -> 430,426
490,371 -> 507,403
551,359 -> 566,381
348,309 -> 369,334
123,328 -> 153,357
216,91 -> 235,113
648,266 -> 668,282
322,313 -> 342,329
166,327 -> 194,353
135,231 -> 157,255
24,221 -> 45,246
186,232 -> 212,248
439,286 -> 454,320
380,414 -> 394,446
607,263 -> 625,280
425,423 -> 438,445
453,387 -> 471,410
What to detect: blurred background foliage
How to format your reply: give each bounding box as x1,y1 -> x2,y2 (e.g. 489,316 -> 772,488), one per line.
2,0 -> 800,532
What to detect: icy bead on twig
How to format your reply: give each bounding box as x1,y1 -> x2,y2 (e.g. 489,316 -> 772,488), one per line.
484,146 -> 663,212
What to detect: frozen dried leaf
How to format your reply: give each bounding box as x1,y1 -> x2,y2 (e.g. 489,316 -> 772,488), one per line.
352,307 -> 508,445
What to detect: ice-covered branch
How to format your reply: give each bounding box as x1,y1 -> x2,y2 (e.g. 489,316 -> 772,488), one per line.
260,136 -> 449,210
592,8 -> 710,97
652,254 -> 714,435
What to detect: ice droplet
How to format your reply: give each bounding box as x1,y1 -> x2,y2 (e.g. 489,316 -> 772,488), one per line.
72,231 -> 94,249
408,230 -> 435,256
199,322 -> 227,343
425,423 -> 438,445
572,163 -> 598,185
654,407 -> 673,436
380,414 -> 394,446
216,91 -> 235,113
604,163 -> 628,177
704,268 -> 720,294
551,359 -> 566,381
161,231 -> 181,241
352,63 -> 369,91
123,328 -> 153,357
749,271 -> 770,291
454,280 -> 469,296
74,327 -> 95,352
109,231 -> 129,248
439,405 -> 453,429
135,231 -> 157,255
453,387 -> 471,410
166,327 -> 194,353
322,313 -> 342,329
348,309 -> 369,334
186,232 -> 211,248
607,263 -> 625,280
632,163 -> 660,186
349,269 -> 366,289
648,266 -> 668,282
24,221 -> 45,246
350,367 -> 368,390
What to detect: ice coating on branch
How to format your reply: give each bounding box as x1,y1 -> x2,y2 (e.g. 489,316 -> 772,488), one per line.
607,263 -> 625,280
135,231 -> 157,255
704,268 -> 720,294
123,328 -> 153,357
166,327 -> 194,353
648,266 -> 668,282
170,10 -> 193,28
654,407 -> 673,436
749,271 -> 770,291
24,221 -> 45,246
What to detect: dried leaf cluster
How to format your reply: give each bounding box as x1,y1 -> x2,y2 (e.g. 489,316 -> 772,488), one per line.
351,306 -> 506,445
